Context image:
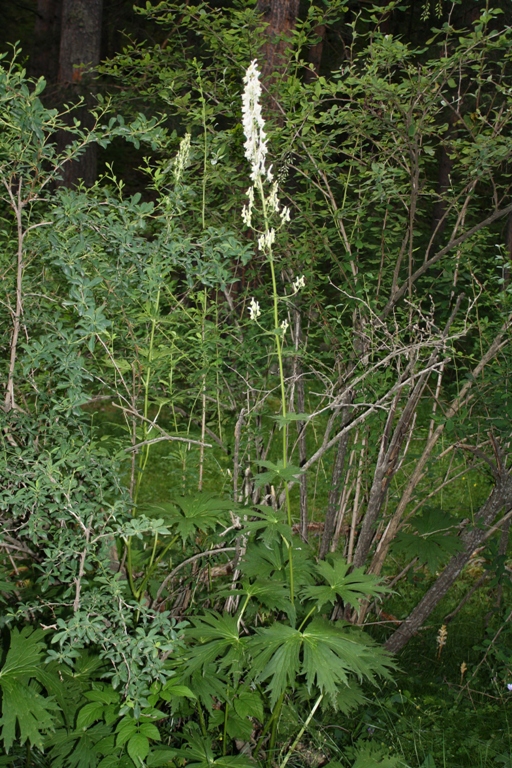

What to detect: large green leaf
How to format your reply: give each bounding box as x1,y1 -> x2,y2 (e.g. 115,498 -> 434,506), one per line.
392,509 -> 463,573
240,538 -> 315,588
0,627 -> 61,752
47,723 -> 114,768
301,555 -> 388,611
183,612 -> 247,679
172,735 -> 254,768
253,459 -> 303,489
249,624 -> 302,708
248,618 -> 395,708
142,493 -> 236,542
219,580 -> 295,623
242,506 -> 293,547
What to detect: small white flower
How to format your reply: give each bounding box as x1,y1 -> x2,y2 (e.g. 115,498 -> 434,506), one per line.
248,298 -> 261,320
280,319 -> 289,334
280,206 -> 291,223
242,186 -> 255,228
257,228 -> 275,252
292,275 -> 306,293
267,182 -> 280,214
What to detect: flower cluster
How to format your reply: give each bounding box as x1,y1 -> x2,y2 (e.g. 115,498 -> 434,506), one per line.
241,60 -> 291,232
242,60 -> 271,184
174,133 -> 191,183
248,297 -> 261,321
292,275 -> 306,293
258,229 -> 276,252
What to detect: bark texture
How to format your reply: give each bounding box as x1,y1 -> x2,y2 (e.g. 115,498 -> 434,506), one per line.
256,0 -> 300,84
32,0 -> 62,82
385,473 -> 512,654
57,0 -> 103,187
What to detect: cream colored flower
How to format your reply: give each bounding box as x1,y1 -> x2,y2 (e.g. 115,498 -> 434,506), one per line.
242,60 -> 269,183
241,186 -> 255,228
174,133 -> 191,183
248,298 -> 261,320
292,275 -> 306,293
257,229 -> 275,252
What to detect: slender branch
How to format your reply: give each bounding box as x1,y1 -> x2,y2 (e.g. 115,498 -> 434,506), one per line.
152,547 -> 236,608
126,435 -> 212,452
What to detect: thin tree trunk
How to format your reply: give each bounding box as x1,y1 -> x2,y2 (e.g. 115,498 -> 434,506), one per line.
256,0 -> 300,97
494,516 -> 511,610
385,475 -> 512,654
318,391 -> 353,558
368,314 -> 512,580
304,25 -> 326,82
57,0 -> 103,187
31,0 -> 62,82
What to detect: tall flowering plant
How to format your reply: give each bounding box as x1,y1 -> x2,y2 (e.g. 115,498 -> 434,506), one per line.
241,60 -> 304,602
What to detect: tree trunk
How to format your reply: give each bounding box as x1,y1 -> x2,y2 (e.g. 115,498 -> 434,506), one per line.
385,474 -> 512,654
57,0 -> 103,187
31,0 -> 62,83
318,391 -> 353,558
304,25 -> 326,83
256,0 -> 300,85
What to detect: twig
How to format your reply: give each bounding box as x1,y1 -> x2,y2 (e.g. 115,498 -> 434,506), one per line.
152,547 -> 236,608
126,435 -> 211,452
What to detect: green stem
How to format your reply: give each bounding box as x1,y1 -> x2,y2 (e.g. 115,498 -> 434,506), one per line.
237,593 -> 251,626
128,284 -> 161,601
133,285 -> 161,508
298,605 -> 317,632
256,177 -> 294,605
279,694 -> 323,768
267,693 -> 285,768
254,692 -> 285,760
126,539 -> 137,599
222,701 -> 229,755
195,61 -> 208,230
197,701 -> 208,738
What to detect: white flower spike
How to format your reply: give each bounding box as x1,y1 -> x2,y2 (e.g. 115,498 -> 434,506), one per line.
242,60 -> 269,183
174,133 -> 191,183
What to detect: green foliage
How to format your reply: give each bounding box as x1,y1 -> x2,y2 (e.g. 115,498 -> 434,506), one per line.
1,2 -> 512,764
142,493 -> 238,542
249,618 -> 394,709
302,556 -> 389,611
392,509 -> 463,573
0,628 -> 60,752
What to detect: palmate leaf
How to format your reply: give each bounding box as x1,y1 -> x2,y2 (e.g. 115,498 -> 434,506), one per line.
248,624 -> 302,709
0,679 -> 58,752
301,555 -> 388,611
242,506 -> 293,547
392,509 -> 463,573
349,743 -> 403,767
0,627 -> 61,752
183,612 -> 248,678
240,539 -> 316,588
218,580 -> 295,623
142,493 -> 236,542
48,724 -> 114,768
253,459 -> 303,490
248,618 -> 395,709
173,734 -> 254,768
